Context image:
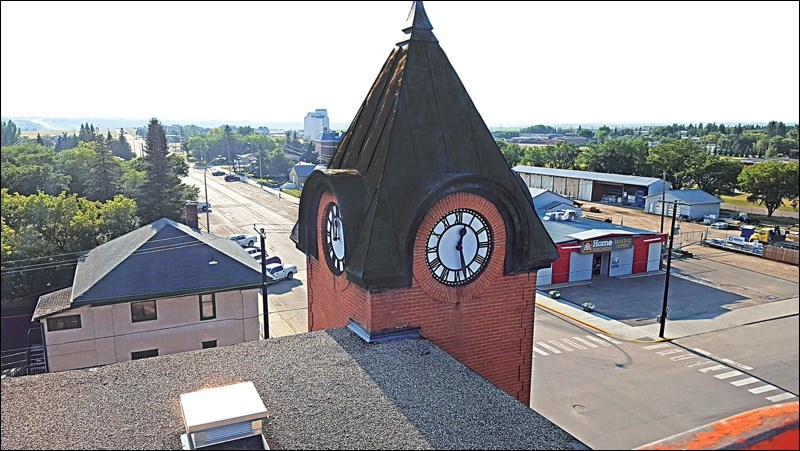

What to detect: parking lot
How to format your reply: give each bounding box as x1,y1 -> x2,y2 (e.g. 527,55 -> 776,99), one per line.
546,201 -> 799,329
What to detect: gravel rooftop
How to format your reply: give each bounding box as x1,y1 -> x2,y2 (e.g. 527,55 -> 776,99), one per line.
1,328 -> 580,450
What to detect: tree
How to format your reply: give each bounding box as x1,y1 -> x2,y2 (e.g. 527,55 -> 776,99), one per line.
267,149 -> 293,178
497,141 -> 523,167
136,118 -> 190,224
577,137 -> 650,175
238,126 -> 254,135
86,135 -> 123,201
691,156 -> 742,196
1,119 -> 21,146
646,139 -> 704,190
55,132 -> 79,152
302,141 -> 319,164
737,161 -> 799,218
1,142 -> 70,195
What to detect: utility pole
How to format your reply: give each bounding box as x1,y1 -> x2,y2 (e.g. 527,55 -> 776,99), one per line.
254,225 -> 269,339
660,170 -> 667,234
659,202 -> 678,338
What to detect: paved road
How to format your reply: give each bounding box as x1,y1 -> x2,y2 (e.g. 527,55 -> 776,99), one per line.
183,168 -> 309,337
530,307 -> 797,449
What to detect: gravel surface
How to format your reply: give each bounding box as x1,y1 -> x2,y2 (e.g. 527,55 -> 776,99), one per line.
1,328 -> 579,450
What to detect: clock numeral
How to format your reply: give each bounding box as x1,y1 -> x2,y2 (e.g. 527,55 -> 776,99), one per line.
439,266 -> 450,281
429,257 -> 443,272
454,210 -> 463,224
426,246 -> 437,254
442,215 -> 452,228
478,241 -> 490,249
453,270 -> 462,283
473,254 -> 487,266
475,226 -> 486,236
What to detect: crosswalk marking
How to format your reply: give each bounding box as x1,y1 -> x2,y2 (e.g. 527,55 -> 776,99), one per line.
698,364 -> 725,373
595,334 -> 621,345
669,354 -> 697,361
748,385 -> 778,394
533,346 -> 549,356
572,336 -> 598,348
657,349 -> 684,356
561,338 -> 586,350
644,343 -> 671,350
731,377 -> 759,387
537,342 -> 562,354
585,335 -> 611,346
766,393 -> 797,403
549,340 -> 574,352
715,371 -> 743,380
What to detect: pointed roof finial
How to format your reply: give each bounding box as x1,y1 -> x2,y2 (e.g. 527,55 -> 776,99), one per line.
398,1 -> 437,45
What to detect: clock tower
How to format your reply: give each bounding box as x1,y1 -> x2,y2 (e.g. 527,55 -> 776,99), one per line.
293,1 -> 557,404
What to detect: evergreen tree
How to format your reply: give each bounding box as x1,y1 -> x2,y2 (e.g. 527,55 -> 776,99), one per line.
1,119 -> 21,146
86,135 -> 122,201
36,133 -> 44,145
302,141 -> 319,164
136,118 -> 185,223
110,128 -> 133,160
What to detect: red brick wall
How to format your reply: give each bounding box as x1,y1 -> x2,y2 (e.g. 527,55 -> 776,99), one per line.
307,191 -> 538,403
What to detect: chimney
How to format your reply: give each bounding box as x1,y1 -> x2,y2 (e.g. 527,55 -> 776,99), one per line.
185,203 -> 199,230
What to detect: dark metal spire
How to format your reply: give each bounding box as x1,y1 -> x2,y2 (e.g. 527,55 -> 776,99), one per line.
398,1 -> 437,45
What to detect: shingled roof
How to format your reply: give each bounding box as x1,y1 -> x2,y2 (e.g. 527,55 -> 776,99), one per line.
33,218 -> 262,319
295,1 -> 558,289
0,328 -> 582,450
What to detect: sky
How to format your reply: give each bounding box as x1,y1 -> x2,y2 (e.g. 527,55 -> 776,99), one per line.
1,1 -> 798,128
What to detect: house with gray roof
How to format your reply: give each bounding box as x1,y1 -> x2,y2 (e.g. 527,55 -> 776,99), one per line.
644,189 -> 722,220
31,218 -> 265,373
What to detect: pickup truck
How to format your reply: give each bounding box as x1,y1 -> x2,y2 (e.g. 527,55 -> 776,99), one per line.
227,234 -> 258,247
266,263 -> 297,282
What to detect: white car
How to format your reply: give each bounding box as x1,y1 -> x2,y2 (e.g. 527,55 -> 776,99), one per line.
266,263 -> 297,282
243,247 -> 261,260
227,234 -> 257,247
710,221 -> 729,230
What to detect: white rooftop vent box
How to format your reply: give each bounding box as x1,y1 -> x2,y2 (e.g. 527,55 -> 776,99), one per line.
179,381 -> 268,450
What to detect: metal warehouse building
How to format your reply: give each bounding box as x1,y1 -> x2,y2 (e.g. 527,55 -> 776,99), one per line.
644,189 -> 722,220
513,166 -> 670,208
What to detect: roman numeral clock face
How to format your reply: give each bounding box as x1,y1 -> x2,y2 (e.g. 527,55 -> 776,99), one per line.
324,202 -> 345,274
426,208 -> 492,286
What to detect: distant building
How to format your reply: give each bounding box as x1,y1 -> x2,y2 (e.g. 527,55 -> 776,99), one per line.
514,166 -> 669,207
31,217 -> 264,373
315,129 -> 344,164
644,189 -> 721,220
303,109 -> 329,141
289,162 -> 320,189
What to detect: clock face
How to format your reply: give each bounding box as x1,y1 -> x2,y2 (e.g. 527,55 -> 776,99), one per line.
425,208 -> 492,286
324,202 -> 345,274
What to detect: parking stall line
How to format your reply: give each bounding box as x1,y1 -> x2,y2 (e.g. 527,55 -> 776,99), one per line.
537,342 -> 562,354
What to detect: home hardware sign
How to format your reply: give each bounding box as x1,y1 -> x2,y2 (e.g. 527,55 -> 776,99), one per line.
580,237 -> 633,254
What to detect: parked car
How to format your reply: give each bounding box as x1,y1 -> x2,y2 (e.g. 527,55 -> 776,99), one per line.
224,174 -> 241,182
265,263 -> 297,282
243,247 -> 261,260
198,202 -> 211,213
710,221 -> 729,229
227,234 -> 258,247
212,170 -> 225,176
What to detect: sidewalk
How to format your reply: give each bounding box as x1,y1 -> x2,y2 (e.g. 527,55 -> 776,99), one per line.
242,177 -> 300,204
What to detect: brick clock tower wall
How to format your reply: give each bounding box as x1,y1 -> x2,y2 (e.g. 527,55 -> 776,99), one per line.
307,191 -> 538,403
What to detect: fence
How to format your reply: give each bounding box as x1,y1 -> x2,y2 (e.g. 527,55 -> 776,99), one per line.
762,246 -> 799,266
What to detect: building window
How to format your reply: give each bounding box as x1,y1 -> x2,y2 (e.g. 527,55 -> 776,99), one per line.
131,300 -> 157,323
131,349 -> 159,360
200,293 -> 216,320
202,340 -> 217,349
46,314 -> 81,332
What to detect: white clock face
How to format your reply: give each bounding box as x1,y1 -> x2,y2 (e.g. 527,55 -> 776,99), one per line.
425,208 -> 492,286
325,203 -> 345,274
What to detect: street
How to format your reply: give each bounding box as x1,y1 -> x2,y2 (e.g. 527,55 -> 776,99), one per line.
183,168 -> 308,336
531,307 -> 798,449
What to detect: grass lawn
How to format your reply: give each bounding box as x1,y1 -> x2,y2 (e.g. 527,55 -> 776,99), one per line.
720,193 -> 798,213
282,189 -> 301,198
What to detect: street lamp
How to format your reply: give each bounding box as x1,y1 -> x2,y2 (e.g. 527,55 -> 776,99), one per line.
203,157 -> 224,233
254,225 -> 269,340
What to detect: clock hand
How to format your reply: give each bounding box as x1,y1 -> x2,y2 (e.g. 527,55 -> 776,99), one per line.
333,219 -> 339,241
456,226 -> 467,276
